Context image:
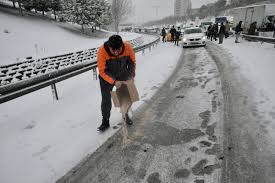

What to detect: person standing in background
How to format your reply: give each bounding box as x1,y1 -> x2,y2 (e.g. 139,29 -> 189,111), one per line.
174,27 -> 181,46
170,25 -> 177,43
218,22 -> 225,44
235,21 -> 243,43
161,27 -> 167,42
225,21 -> 230,38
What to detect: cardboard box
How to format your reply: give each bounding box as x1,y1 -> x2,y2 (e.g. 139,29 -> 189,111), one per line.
111,80 -> 139,114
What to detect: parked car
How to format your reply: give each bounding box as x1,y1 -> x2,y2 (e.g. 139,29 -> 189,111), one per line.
181,27 -> 206,48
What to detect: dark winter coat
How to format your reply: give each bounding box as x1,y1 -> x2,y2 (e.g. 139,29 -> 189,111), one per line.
161,28 -> 166,36
170,27 -> 177,37
207,25 -> 212,31
211,24 -> 218,34
219,24 -> 226,35
175,30 -> 181,39
248,22 -> 257,35
235,22 -> 243,33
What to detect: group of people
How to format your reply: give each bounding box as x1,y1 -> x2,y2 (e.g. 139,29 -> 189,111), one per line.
161,26 -> 181,46
206,21 -> 230,44
206,20 -> 245,44
160,20 -> 252,46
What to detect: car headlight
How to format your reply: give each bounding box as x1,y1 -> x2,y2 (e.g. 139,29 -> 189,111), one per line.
182,38 -> 187,42
202,36 -> 206,40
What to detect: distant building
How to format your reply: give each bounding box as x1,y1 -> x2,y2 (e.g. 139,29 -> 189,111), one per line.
174,0 -> 192,17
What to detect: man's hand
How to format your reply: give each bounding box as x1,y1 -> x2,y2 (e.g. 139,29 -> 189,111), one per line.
115,81 -> 122,89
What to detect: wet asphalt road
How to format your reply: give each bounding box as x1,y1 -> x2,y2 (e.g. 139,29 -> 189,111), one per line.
57,43 -> 275,183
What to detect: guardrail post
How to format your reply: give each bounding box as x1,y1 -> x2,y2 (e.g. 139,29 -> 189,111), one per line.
51,83 -> 59,101
142,49 -> 145,55
149,46 -> 151,52
93,68 -> 98,80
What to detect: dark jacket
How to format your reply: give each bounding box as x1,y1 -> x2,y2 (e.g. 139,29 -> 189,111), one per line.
161,28 -> 166,36
248,22 -> 257,35
170,27 -> 176,36
219,24 -> 226,35
97,41 -> 136,84
175,30 -> 181,39
211,24 -> 218,35
207,25 -> 212,31
235,23 -> 243,33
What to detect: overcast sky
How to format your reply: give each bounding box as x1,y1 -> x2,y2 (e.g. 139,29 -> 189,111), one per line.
128,0 -> 216,23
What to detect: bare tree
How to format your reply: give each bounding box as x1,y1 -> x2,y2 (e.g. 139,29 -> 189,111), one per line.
111,0 -> 133,34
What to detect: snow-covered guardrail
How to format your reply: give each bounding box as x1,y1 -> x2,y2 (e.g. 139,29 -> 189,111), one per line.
241,34 -> 275,44
0,36 -> 160,104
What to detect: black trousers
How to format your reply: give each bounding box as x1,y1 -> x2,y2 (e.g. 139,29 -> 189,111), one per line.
174,37 -> 179,46
171,35 -> 174,42
162,35 -> 166,42
99,76 -> 114,120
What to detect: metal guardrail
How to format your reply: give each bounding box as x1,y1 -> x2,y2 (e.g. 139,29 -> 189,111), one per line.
0,38 -> 143,94
241,34 -> 275,44
0,36 -> 160,104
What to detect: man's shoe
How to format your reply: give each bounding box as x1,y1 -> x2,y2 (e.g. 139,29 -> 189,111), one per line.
97,119 -> 110,132
124,113 -> 133,125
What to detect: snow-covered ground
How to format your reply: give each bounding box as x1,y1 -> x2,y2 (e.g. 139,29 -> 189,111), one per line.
0,38 -> 182,182
0,9 -> 183,183
217,37 -> 275,148
0,9 -> 140,65
219,37 -> 275,100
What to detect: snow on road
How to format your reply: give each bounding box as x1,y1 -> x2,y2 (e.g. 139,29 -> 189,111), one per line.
218,37 -> 275,139
0,41 -> 182,183
2,7 -> 275,182
1,8 -> 179,183
205,36 -> 275,182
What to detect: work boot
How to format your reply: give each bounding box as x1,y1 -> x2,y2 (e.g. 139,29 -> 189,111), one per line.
97,118 -> 110,132
124,113 -> 133,125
